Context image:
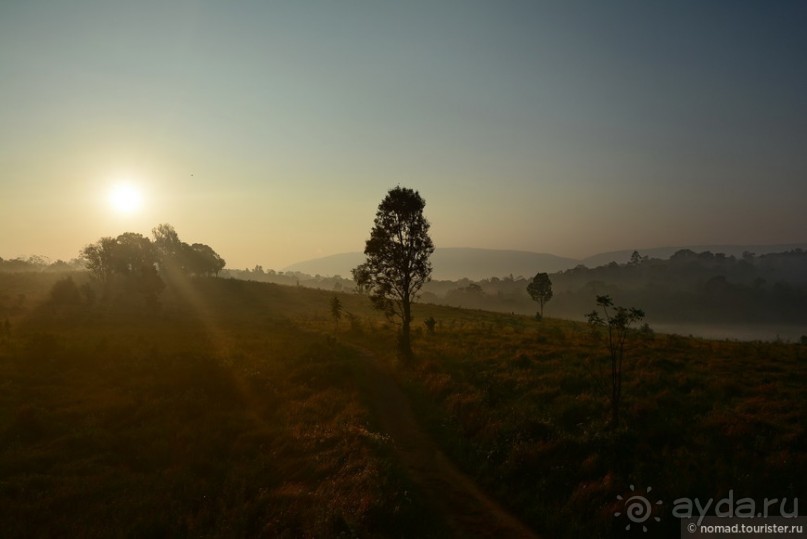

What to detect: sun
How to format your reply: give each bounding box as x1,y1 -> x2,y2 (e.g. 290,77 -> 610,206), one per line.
107,182 -> 144,215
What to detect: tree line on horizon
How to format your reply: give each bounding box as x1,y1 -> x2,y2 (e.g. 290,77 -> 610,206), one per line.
222,247 -> 807,325
4,210 -> 807,325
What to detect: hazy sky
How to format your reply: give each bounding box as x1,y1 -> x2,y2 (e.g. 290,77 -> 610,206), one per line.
2,1 -> 806,269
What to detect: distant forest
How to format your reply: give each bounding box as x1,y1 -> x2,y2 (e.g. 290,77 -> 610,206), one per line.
225,249 -> 807,324
4,248 -> 807,324
0,256 -> 84,273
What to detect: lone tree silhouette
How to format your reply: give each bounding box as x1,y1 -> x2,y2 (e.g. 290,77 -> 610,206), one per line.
586,295 -> 645,426
353,186 -> 434,358
330,295 -> 343,330
527,272 -> 553,319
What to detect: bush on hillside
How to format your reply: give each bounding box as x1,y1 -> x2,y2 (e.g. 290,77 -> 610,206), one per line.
49,276 -> 83,305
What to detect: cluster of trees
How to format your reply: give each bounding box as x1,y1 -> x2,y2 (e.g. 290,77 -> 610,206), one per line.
80,224 -> 225,305
82,224 -> 225,282
150,224 -> 226,277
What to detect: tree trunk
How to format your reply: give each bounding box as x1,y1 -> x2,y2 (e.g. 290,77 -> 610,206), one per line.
400,298 -> 412,358
611,353 -> 620,427
611,395 -> 619,426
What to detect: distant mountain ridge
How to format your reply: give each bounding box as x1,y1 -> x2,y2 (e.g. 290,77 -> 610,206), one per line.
283,244 -> 807,281
283,248 -> 578,281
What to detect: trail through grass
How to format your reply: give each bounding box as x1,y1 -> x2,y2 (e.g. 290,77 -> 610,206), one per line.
347,343 -> 539,538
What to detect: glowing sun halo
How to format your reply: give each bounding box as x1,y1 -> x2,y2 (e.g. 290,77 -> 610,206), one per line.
108,182 -> 144,215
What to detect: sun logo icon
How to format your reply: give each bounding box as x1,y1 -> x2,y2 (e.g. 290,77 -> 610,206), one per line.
614,484 -> 663,532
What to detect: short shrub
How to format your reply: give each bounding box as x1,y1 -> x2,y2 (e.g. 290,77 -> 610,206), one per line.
49,276 -> 83,304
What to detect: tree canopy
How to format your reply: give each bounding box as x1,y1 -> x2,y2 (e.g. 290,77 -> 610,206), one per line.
526,272 -> 553,318
148,224 -> 226,277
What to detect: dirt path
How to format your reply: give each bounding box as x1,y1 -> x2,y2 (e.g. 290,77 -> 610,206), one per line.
352,347 -> 540,539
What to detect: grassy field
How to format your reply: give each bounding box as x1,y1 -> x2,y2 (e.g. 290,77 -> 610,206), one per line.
0,274 -> 443,537
1,272 -> 804,537
390,317 -> 805,537
307,289 -> 806,537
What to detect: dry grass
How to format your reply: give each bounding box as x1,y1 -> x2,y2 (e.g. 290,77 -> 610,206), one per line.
319,304 -> 806,538
0,273 -> 440,537
2,272 -> 804,538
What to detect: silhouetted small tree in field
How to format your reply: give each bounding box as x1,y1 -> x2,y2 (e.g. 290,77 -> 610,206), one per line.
330,296 -> 343,330
527,272 -> 553,319
586,295 -> 645,426
353,186 -> 434,358
424,316 -> 436,335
